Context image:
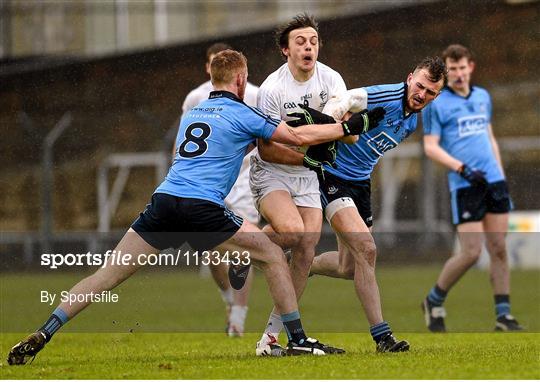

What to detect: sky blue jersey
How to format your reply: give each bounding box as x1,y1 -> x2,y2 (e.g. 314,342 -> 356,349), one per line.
155,91 -> 280,205
422,86 -> 503,191
325,82 -> 418,181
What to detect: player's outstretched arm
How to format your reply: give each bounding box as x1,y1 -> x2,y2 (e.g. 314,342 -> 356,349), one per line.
424,134 -> 487,186
270,120 -> 344,147
275,105 -> 386,146
257,138 -> 304,166
423,134 -> 463,172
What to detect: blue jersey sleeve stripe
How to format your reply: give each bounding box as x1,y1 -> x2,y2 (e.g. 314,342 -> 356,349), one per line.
368,86 -> 405,96
368,95 -> 404,104
246,104 -> 267,118
268,119 -> 279,127
269,116 -> 281,125
244,104 -> 280,127
368,91 -> 404,102
246,104 -> 272,119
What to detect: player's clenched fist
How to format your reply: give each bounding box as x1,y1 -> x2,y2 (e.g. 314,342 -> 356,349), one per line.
286,104 -> 336,127
458,164 -> 488,187
341,107 -> 386,136
303,141 -> 337,178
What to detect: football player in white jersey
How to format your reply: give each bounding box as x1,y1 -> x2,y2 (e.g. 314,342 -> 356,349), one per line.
182,43 -> 259,113
177,43 -> 259,337
251,14 -> 350,355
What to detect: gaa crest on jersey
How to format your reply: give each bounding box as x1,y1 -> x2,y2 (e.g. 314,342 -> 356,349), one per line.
366,132 -> 398,156
457,114 -> 488,138
283,102 -> 298,109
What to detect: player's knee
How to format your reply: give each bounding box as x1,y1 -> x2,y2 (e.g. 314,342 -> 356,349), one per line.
461,244 -> 482,264
486,240 -> 507,261
350,239 -> 377,266
362,242 -> 378,266
276,219 -> 305,234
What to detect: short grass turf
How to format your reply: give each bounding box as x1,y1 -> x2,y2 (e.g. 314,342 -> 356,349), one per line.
1,266 -> 539,379
1,333 -> 538,379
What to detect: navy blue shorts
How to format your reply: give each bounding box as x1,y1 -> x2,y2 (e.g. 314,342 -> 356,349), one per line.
451,180 -> 513,225
131,193 -> 243,250
318,172 -> 373,227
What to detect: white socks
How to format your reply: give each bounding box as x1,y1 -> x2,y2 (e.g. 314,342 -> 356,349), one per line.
219,288 -> 234,307
229,305 -> 248,328
260,312 -> 283,341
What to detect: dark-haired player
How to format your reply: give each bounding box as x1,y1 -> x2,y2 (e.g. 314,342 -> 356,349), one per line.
309,56 -> 448,352
251,13 -> 350,356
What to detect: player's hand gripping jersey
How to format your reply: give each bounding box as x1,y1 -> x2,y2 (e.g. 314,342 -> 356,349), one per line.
422,86 -> 503,191
324,83 -> 418,181
156,91 -> 280,205
256,62 -> 347,176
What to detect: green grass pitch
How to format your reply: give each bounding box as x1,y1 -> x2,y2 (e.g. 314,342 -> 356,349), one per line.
1,266 -> 539,379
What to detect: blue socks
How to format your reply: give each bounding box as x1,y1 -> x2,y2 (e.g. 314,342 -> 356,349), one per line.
427,284 -> 448,307
495,294 -> 511,318
40,307 -> 69,342
281,311 -> 307,345
370,321 -> 391,343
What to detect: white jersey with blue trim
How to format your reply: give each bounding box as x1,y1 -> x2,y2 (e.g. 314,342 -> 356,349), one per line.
325,82 -> 418,181
156,90 -> 279,205
422,86 -> 502,191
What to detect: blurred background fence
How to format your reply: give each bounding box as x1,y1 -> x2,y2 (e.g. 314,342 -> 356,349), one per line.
1,0 -> 539,268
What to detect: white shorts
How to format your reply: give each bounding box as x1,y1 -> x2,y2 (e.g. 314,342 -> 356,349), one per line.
225,151 -> 260,223
249,155 -> 321,210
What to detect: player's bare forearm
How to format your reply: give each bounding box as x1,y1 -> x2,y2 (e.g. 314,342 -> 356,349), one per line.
293,123 -> 345,145
257,139 -> 304,165
423,135 -> 462,172
270,121 -> 344,146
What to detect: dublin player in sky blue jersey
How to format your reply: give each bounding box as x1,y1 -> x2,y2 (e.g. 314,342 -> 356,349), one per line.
421,45 -> 522,332
8,50 -> 378,364
309,57 -> 447,352
173,43 -> 260,337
